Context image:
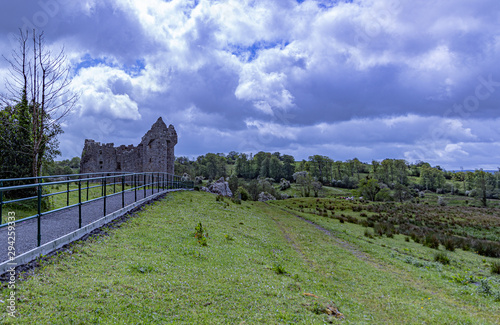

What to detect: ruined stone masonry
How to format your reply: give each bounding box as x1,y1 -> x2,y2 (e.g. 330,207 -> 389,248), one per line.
80,117 -> 177,174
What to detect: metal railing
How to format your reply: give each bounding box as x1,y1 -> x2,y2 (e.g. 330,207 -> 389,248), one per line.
0,172 -> 194,247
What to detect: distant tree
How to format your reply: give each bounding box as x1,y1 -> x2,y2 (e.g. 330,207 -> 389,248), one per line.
420,166 -> 445,191
235,153 -> 252,179
357,178 -> 380,201
293,171 -> 312,197
259,157 -> 270,178
253,151 -> 270,178
281,155 -> 295,180
268,156 -> 282,180
226,151 -> 239,165
393,183 -> 412,202
474,169 -> 491,207
312,181 -> 322,197
309,155 -> 332,182
228,174 -> 239,194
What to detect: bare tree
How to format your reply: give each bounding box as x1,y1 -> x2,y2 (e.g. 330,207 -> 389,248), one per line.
2,29 -> 78,178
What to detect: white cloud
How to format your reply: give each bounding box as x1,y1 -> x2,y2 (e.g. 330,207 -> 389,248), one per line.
71,65 -> 141,120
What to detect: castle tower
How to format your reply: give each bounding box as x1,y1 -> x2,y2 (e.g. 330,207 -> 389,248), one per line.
80,117 -> 177,174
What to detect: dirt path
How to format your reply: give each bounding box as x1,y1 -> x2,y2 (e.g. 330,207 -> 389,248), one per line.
269,204 -> 394,273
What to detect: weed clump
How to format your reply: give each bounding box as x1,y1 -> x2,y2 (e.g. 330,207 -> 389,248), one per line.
272,263 -> 288,275
194,222 -> 208,246
434,252 -> 450,265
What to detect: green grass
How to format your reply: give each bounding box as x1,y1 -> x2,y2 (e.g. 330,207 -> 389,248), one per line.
1,192 -> 499,324
2,182 -> 138,222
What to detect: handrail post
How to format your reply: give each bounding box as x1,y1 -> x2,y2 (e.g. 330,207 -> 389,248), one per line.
113,176 -> 116,194
151,174 -> 154,195
86,178 -> 89,201
134,174 -> 137,202
103,176 -> 107,216
78,180 -> 82,228
66,177 -> 70,206
37,184 -> 42,247
121,175 -> 125,208
144,174 -> 146,198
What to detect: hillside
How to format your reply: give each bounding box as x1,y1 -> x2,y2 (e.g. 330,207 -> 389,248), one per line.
1,191 -> 498,324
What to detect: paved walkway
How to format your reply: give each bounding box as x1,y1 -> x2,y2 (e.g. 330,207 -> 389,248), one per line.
0,188 -> 176,263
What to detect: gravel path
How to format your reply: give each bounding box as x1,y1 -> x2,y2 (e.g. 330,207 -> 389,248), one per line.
0,188 -> 172,263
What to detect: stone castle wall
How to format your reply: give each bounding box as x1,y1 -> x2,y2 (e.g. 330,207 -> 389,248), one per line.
80,117 -> 177,174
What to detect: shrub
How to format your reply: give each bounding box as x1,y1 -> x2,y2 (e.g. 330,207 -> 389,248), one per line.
434,252 -> 450,265
443,237 -> 456,251
491,261 -> 500,275
473,240 -> 500,258
374,222 -> 395,238
437,196 -> 446,206
424,233 -> 440,249
364,229 -> 374,239
235,187 -> 250,201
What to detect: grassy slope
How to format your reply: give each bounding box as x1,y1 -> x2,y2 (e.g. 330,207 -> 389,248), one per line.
1,191 -> 498,324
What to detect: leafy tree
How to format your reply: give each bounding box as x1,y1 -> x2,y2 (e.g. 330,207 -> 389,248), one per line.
357,178 -> 380,201
309,155 -> 332,182
252,151 -> 270,178
259,157 -> 270,178
226,151 -> 239,165
393,183 -> 412,202
235,153 -> 252,179
420,166 -> 445,191
268,156 -> 282,180
312,181 -> 322,197
0,97 -> 33,180
281,155 -> 295,180
228,174 -> 239,194
474,170 -> 492,207
293,171 -> 312,197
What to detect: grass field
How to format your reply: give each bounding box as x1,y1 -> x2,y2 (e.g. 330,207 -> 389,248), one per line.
1,191 -> 499,324
2,182 -> 139,222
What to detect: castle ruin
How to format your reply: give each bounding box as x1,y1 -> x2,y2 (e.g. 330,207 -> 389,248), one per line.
80,117 -> 177,174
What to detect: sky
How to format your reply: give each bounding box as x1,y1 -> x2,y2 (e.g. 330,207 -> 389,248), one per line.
1,0 -> 500,170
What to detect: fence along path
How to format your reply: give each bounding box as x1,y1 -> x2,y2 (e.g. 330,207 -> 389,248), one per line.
0,173 -> 193,266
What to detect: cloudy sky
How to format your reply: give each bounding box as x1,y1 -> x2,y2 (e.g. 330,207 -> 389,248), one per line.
1,0 -> 500,170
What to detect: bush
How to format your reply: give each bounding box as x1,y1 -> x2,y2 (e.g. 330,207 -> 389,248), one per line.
434,252 -> 450,265
235,187 -> 250,201
364,229 -> 374,238
374,222 -> 395,238
443,237 -> 456,251
437,196 -> 446,206
491,261 -> 500,275
424,233 -> 440,249
375,188 -> 393,202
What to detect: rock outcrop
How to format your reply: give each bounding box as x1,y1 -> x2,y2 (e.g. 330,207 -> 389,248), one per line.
202,177 -> 233,197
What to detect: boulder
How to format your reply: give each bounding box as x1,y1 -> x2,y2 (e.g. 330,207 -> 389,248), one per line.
202,177 -> 233,197
258,192 -> 276,202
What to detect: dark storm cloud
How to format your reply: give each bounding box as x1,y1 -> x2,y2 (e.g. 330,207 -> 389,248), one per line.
2,0 -> 500,169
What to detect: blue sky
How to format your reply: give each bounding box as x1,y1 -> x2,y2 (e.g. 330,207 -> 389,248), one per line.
1,0 -> 500,170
